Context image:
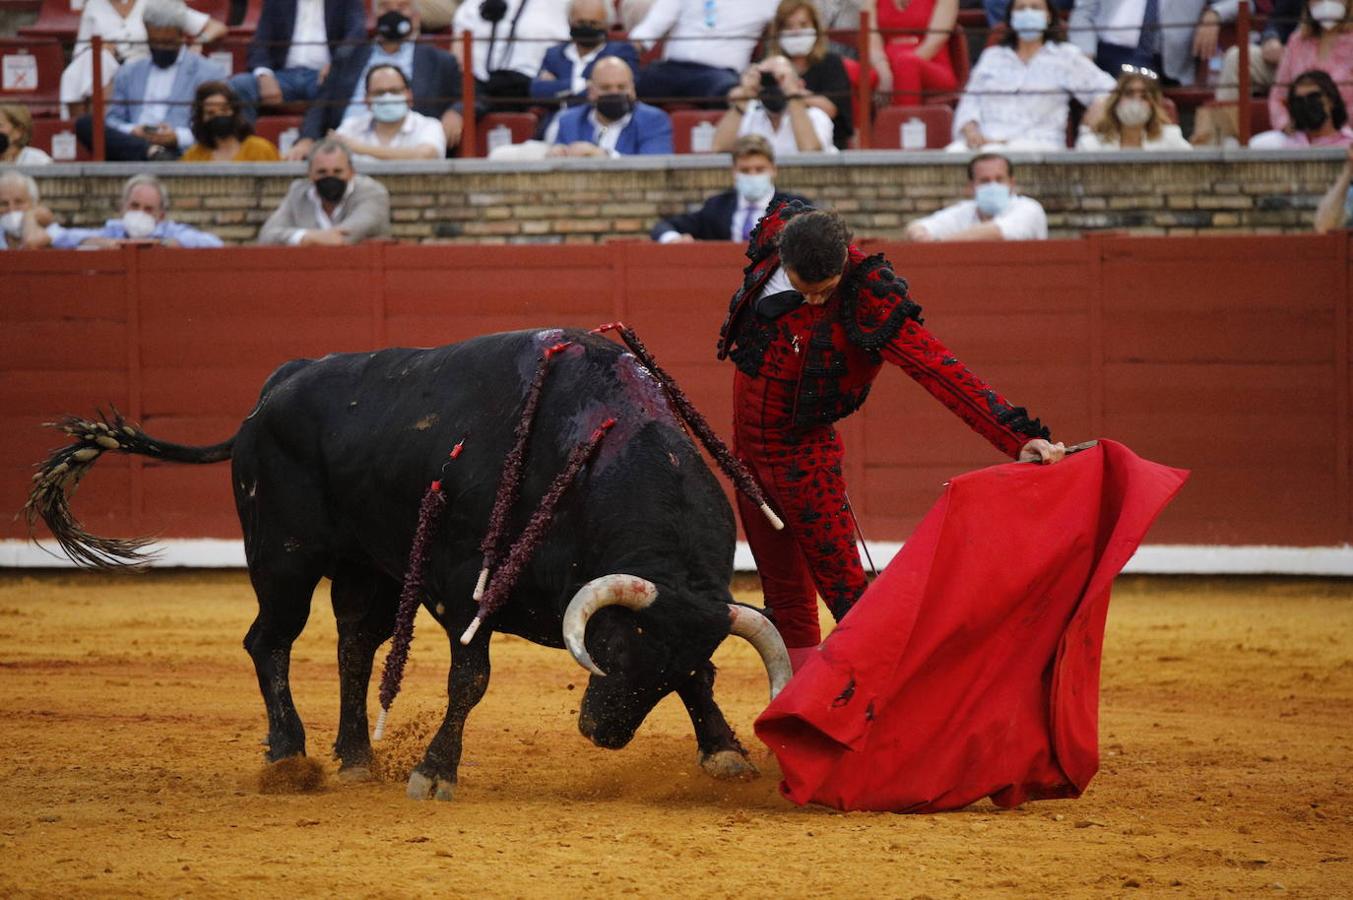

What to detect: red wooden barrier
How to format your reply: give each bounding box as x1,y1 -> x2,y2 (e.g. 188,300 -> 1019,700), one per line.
3,233 -> 1349,549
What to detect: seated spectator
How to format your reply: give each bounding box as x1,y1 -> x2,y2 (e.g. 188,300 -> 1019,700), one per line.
1076,69 -> 1190,150
180,82 -> 281,161
766,0 -> 853,149
951,0 -> 1116,151
259,140 -> 391,245
1267,0 -> 1353,135
59,0 -> 225,118
651,135 -> 810,242
904,152 -> 1047,242
334,65 -> 448,161
713,56 -> 837,155
289,0 -> 462,160
0,104 -> 53,165
630,0 -> 775,102
75,0 -> 227,161
0,172 -> 60,250
453,0 -> 570,114
227,0 -> 368,121
543,57 -> 673,156
1251,69 -> 1353,147
1195,0 -> 1304,146
530,0 -> 640,108
1315,145 -> 1353,232
53,174 -> 224,248
867,0 -> 957,102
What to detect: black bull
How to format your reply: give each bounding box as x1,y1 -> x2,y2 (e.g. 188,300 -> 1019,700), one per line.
25,328 -> 792,801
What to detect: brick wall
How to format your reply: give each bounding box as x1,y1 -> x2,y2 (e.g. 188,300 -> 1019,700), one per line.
25,149 -> 1344,245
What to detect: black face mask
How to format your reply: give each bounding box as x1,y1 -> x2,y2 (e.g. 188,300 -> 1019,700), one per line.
594,92 -> 632,121
314,175 -> 347,203
479,0 -> 507,22
570,23 -> 606,47
150,46 -> 179,68
204,115 -> 235,141
0,132 -> 9,156
375,10 -> 413,41
1290,92 -> 1329,132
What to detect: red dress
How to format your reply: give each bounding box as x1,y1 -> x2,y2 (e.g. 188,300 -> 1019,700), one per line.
875,0 -> 958,102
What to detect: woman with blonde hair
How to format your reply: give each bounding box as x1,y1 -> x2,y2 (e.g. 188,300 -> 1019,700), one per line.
1077,69 -> 1190,151
767,0 -> 853,148
0,104 -> 53,165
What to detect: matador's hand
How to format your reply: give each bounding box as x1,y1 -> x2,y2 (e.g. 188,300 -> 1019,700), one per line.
1019,438 -> 1066,464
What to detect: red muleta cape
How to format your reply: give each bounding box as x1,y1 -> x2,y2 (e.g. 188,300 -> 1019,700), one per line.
753,439 -> 1188,813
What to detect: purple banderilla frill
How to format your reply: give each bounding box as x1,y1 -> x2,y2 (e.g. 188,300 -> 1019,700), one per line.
590,322 -> 783,531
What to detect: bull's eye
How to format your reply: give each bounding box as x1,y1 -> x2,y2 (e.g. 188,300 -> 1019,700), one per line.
635,626 -> 643,635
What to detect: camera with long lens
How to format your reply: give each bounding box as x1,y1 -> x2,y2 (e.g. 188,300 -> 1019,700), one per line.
758,70 -> 787,114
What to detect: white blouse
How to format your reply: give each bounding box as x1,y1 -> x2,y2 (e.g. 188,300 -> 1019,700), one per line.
1076,123 -> 1192,151
72,0 -> 209,64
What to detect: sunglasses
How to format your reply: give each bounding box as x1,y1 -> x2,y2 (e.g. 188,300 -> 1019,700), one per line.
1120,64 -> 1159,81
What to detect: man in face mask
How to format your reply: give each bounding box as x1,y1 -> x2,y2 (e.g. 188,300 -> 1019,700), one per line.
74,0 -> 227,161
545,56 -> 673,156
288,0 -> 463,160
651,135 -> 811,242
331,64 -> 448,161
259,140 -> 392,246
530,0 -> 640,106
0,171 -> 60,251
904,153 -> 1048,243
52,174 -> 223,248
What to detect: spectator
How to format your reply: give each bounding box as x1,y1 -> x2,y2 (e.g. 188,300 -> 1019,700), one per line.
543,57 -> 673,155
227,0 -> 368,121
816,0 -> 864,30
74,0 -> 227,161
0,104 -> 53,165
630,0 -> 775,102
951,0 -> 1115,151
1267,0 -> 1353,134
59,0 -> 225,118
1076,68 -> 1191,149
1195,0 -> 1304,146
334,64 -> 448,160
867,0 -> 956,102
0,171 -> 59,250
53,174 -> 224,248
259,140 -> 392,245
905,152 -> 1047,241
713,55 -> 838,155
452,0 -> 570,114
289,0 -> 462,160
1315,144 -> 1353,231
983,0 -> 1071,27
766,0 -> 853,149
180,81 -> 281,161
651,135 -> 810,242
1072,0 -> 1249,85
1251,68 -> 1353,146
530,0 -> 640,107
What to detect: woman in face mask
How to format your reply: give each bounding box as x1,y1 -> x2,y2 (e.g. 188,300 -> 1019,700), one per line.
767,0 -> 853,149
180,82 -> 280,162
1252,69 -> 1353,147
0,104 -> 52,165
1266,0 -> 1353,137
1077,70 -> 1191,151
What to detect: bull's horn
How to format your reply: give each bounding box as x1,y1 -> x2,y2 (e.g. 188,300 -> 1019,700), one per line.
726,605 -> 792,700
562,574 -> 658,677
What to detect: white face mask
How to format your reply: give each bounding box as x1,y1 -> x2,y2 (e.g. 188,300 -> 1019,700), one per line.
121,209 -> 157,239
779,28 -> 818,57
1,209 -> 24,238
1009,7 -> 1049,40
1116,97 -> 1152,127
734,171 -> 775,202
974,182 -> 1012,217
1310,0 -> 1346,30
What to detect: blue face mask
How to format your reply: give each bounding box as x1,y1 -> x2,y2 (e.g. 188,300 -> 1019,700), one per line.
734,172 -> 774,203
371,93 -> 409,123
974,182 -> 1012,217
1009,7 -> 1048,41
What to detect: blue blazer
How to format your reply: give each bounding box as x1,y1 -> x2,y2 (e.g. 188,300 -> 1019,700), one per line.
247,0 -> 368,72
301,42 -> 461,140
528,42 -> 640,103
106,52 -> 226,132
552,101 -> 672,155
650,190 -> 811,241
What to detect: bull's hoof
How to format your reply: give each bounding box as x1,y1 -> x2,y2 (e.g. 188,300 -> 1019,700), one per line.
337,764 -> 374,783
699,749 -> 760,782
406,769 -> 455,802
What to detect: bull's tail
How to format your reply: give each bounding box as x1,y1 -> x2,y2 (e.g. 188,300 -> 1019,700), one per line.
23,408 -> 235,570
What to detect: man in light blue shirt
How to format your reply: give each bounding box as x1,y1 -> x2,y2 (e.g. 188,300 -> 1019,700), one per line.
53,174 -> 223,249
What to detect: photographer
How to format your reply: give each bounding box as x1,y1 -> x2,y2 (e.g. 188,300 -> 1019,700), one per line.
712,55 -> 837,155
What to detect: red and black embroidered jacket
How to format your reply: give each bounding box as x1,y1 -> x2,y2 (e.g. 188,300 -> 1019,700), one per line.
716,200 -> 1050,458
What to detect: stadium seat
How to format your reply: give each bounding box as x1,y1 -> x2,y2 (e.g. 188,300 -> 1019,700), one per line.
17,0 -> 81,42
670,109 -> 722,153
872,104 -> 952,149
472,111 -> 538,157
0,38 -> 65,115
29,116 -> 90,161
251,113 -> 301,154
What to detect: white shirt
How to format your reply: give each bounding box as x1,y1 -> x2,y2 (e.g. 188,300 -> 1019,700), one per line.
284,0 -> 330,72
1068,0 -> 1150,54
730,189 -> 773,243
757,265 -> 794,299
115,48 -> 196,149
736,100 -> 837,156
336,109 -> 447,161
453,0 -> 570,81
1075,123 -> 1192,151
15,146 -> 53,164
953,43 -> 1117,149
630,0 -> 773,71
288,178 -> 355,244
541,108 -> 634,156
71,0 -> 208,62
912,196 -> 1048,242
562,43 -> 604,97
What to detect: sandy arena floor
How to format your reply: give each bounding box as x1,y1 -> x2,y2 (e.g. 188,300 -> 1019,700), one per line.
0,571 -> 1349,898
